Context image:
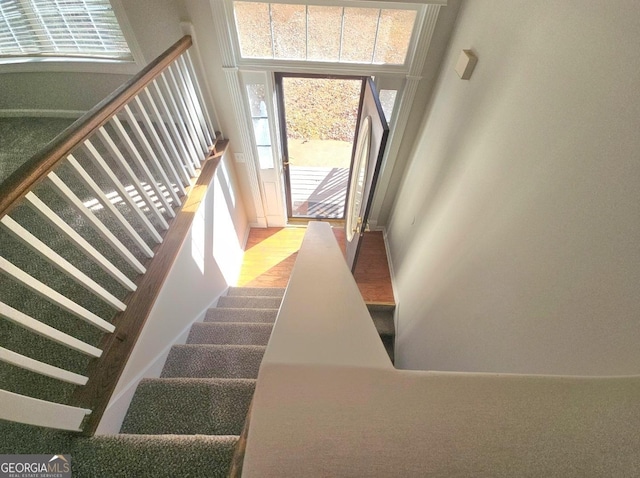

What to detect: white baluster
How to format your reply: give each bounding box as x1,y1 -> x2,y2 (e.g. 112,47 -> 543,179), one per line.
67,155 -> 154,258
25,191 -> 140,289
149,79 -> 197,177
0,301 -> 102,357
131,95 -> 186,195
47,172 -> 147,275
121,104 -> 182,205
95,128 -> 170,230
185,50 -> 217,142
0,347 -> 88,385
1,215 -> 126,311
178,55 -> 214,146
108,117 -> 175,219
84,139 -> 163,243
0,256 -> 115,333
0,389 -> 91,432
170,63 -> 208,154
159,72 -> 201,169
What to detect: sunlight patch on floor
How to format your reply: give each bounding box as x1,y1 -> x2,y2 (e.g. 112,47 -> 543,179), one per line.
236,228 -> 306,286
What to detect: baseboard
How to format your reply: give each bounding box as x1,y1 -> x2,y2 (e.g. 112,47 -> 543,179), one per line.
381,227 -> 400,354
95,289 -> 225,435
241,222 -> 251,250
0,109 -> 86,119
381,227 -> 399,306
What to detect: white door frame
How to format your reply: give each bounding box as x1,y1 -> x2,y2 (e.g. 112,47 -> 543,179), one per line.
210,0 -> 444,228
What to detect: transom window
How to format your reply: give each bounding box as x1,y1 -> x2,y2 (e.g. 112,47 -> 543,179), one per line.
233,1 -> 417,65
0,0 -> 132,62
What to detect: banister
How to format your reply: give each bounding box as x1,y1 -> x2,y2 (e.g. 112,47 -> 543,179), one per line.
0,33 -> 221,435
70,141 -> 228,436
0,35 -> 192,219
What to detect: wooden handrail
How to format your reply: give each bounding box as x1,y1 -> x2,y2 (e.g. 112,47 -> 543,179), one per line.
71,141 -> 228,435
0,35 -> 192,219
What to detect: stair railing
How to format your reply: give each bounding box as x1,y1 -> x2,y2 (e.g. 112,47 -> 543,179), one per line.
0,35 -> 222,434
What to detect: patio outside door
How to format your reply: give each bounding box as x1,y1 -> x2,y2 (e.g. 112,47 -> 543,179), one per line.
275,73 -> 365,220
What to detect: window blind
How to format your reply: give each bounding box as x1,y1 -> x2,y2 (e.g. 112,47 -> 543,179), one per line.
0,0 -> 132,61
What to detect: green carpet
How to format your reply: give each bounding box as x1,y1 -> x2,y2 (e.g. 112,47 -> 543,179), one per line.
0,117 -> 75,185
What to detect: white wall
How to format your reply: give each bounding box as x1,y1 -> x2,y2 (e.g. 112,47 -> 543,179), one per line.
373,0 -> 461,227
388,0 -> 640,376
96,150 -> 248,433
182,0 -> 261,224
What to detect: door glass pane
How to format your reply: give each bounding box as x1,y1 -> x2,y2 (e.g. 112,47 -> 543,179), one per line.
307,5 -> 342,62
373,9 -> 417,65
281,76 -> 362,218
379,89 -> 397,124
234,2 -> 273,58
341,8 -> 379,63
271,4 -> 306,60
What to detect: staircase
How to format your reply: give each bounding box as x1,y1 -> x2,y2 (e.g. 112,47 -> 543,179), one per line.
94,286 -> 279,476
69,286 -> 395,476
367,304 -> 395,364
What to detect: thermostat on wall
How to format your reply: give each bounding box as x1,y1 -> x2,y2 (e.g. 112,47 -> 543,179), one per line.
455,49 -> 478,80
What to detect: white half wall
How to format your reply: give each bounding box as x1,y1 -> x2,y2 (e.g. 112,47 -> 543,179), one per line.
96,149 -> 248,434
388,0 -> 640,376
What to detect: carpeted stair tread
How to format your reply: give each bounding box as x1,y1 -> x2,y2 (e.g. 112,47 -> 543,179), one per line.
367,304 -> 395,337
121,378 -> 254,436
161,344 -> 266,379
366,304 -> 395,363
371,315 -> 395,337
188,322 -> 273,345
217,295 -> 282,309
75,433 -> 238,478
226,286 -> 285,297
382,336 -> 395,364
205,307 -> 278,323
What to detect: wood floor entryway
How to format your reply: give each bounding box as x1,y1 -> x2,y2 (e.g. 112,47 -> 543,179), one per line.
236,226 -> 394,305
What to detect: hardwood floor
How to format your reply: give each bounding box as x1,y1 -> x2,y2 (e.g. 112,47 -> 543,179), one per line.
236,225 -> 395,305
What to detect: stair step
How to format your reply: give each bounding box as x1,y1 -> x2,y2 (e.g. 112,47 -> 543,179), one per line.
217,295 -> 282,309
227,286 -> 285,297
75,434 -> 237,478
205,307 -> 278,323
381,335 -> 395,364
121,378 -> 254,436
161,344 -> 266,379
367,304 -> 396,337
188,322 -> 273,345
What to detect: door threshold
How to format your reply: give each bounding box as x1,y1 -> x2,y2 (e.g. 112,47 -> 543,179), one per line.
287,218 -> 345,227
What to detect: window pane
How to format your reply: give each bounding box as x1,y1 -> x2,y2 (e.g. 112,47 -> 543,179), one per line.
0,0 -> 131,60
234,1 -> 272,58
257,146 -> 274,169
252,118 -> 271,146
379,89 -> 397,124
341,8 -> 379,63
373,9 -> 417,65
247,83 -> 274,169
271,4 -> 306,60
307,5 -> 341,62
246,84 -> 267,116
